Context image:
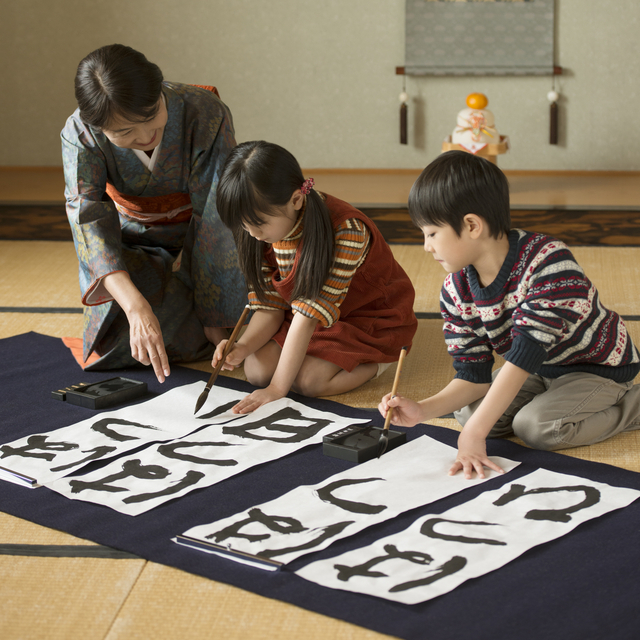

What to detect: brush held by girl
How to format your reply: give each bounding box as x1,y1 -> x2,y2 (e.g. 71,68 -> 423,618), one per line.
213,141 -> 418,414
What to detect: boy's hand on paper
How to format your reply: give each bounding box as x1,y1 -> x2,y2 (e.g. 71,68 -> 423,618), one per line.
378,394 -> 423,427
449,428 -> 504,479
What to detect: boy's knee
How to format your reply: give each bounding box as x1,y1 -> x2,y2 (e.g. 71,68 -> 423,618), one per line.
454,398 -> 483,426
456,402 -> 515,439
512,414 -> 557,451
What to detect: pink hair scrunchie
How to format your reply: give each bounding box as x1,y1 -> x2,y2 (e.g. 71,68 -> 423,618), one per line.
301,177 -> 315,195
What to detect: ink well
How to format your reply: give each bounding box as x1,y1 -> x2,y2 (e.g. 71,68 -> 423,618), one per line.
322,424 -> 406,463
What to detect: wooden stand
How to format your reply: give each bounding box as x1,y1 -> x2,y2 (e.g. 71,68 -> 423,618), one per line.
441,135 -> 509,165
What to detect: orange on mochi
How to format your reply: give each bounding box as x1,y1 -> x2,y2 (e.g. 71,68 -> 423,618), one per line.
466,93 -> 488,110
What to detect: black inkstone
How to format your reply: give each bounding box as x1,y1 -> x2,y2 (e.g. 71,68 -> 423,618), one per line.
51,377 -> 147,410
322,425 -> 406,463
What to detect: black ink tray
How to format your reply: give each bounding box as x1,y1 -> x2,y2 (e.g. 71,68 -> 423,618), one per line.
51,377 -> 148,410
323,424 -> 406,463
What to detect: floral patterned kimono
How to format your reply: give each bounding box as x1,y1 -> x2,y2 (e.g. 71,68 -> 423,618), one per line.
61,82 -> 245,369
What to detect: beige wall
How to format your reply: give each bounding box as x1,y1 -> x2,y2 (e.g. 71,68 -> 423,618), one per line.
1,0 -> 639,170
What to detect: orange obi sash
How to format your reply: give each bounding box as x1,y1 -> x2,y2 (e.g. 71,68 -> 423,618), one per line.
105,183 -> 194,225
192,84 -> 220,97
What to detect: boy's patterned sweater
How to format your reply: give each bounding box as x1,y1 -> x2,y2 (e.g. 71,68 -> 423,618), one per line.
441,229 -> 640,384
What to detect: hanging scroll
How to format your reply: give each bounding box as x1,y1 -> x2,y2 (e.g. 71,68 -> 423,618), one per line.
405,0 -> 555,76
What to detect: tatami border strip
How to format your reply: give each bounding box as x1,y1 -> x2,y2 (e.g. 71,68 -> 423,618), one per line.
414,312 -> 640,322
1,309 -> 639,322
0,543 -> 141,559
0,307 -> 83,314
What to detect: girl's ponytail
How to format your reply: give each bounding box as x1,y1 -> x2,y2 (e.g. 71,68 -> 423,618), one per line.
216,141 -> 334,303
292,186 -> 334,302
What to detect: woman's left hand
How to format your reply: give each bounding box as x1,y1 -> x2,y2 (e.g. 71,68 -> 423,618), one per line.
231,385 -> 286,414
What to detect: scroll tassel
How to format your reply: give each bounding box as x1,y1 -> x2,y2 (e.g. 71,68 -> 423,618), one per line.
548,90 -> 559,145
549,101 -> 558,145
400,90 -> 408,145
400,102 -> 408,145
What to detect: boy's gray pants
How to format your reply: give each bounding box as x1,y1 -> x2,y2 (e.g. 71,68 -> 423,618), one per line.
455,369 -> 640,451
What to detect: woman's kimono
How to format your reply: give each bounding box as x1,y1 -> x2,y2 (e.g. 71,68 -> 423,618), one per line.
61,82 -> 245,369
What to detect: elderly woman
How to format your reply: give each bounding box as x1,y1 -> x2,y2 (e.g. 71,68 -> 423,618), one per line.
62,44 -> 245,382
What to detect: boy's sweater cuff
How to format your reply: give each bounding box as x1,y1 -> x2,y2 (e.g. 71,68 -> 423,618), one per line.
453,360 -> 494,384
504,333 -> 548,374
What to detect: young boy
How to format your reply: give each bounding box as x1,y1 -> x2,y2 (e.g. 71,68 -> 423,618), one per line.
379,151 -> 640,479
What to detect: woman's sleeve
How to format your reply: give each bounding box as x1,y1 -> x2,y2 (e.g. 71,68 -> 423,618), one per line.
292,218 -> 370,327
184,95 -> 247,327
61,116 -> 126,305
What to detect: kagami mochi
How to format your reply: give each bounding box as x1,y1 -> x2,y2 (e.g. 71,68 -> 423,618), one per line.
452,93 -> 499,149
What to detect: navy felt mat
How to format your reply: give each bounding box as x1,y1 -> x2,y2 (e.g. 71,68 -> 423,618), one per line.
1,332 -> 639,640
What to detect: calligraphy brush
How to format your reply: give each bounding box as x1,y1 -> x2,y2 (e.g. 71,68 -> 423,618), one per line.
377,346 -> 408,458
194,305 -> 251,415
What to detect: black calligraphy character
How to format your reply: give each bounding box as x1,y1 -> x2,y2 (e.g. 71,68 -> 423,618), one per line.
196,401 -> 239,421
123,470 -> 205,504
207,508 -> 307,544
259,520 -> 354,559
335,544 -> 434,582
90,418 -> 160,442
222,407 -> 331,443
51,445 -> 118,472
389,556 -> 467,593
68,459 -> 169,494
334,544 -> 467,593
315,478 -> 387,514
0,435 -> 78,461
493,483 -> 601,523
157,441 -> 239,467
420,518 -> 506,546
206,507 -> 354,559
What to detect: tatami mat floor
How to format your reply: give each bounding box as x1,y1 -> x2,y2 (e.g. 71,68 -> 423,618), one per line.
2,238 -> 640,640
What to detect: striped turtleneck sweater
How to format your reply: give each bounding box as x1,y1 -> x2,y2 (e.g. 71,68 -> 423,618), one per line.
441,229 -> 640,384
248,207 -> 371,327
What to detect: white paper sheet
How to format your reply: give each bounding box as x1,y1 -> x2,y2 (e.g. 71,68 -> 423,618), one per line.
296,468 -> 640,604
177,436 -> 520,567
0,382 -> 243,486
45,395 -> 369,515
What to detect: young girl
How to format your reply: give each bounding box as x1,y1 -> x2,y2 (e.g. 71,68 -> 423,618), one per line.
213,140 -> 418,414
